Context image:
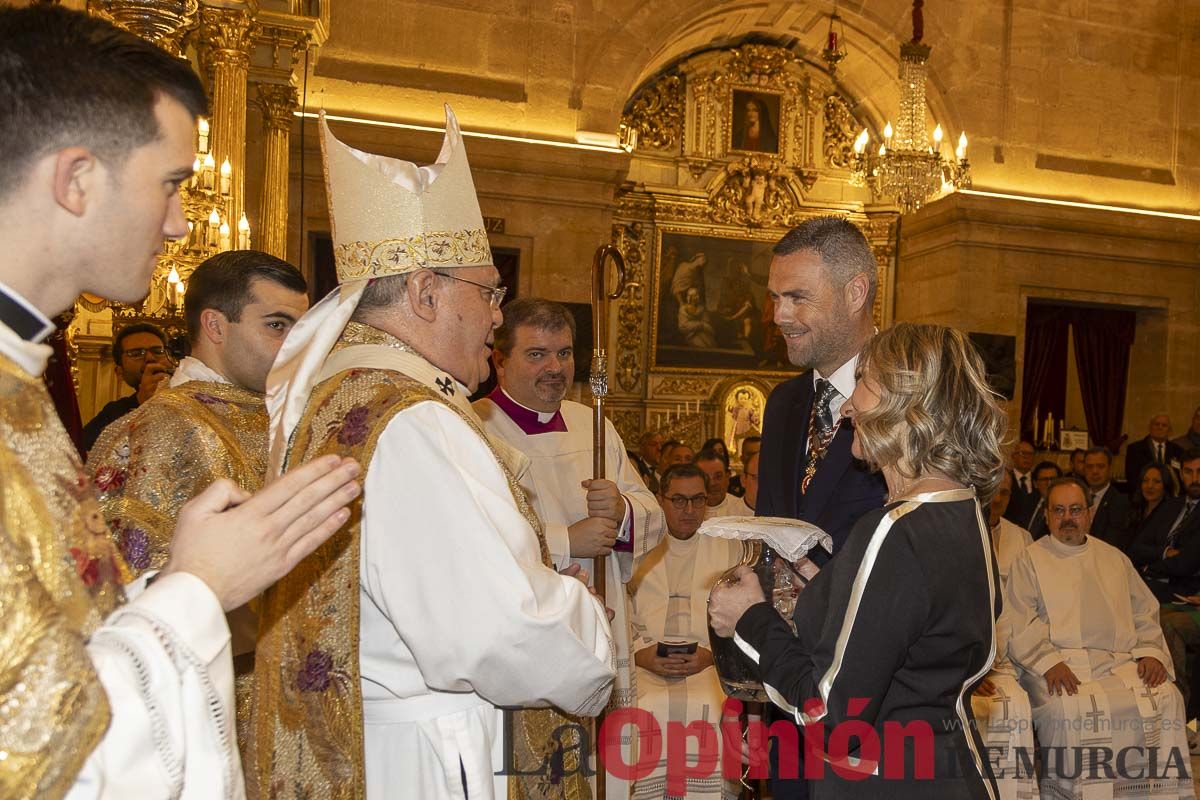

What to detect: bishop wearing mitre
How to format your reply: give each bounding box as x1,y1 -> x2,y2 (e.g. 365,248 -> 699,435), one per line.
250,106 -> 616,799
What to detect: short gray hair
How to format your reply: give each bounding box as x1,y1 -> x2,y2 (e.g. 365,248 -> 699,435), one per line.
773,216 -> 877,308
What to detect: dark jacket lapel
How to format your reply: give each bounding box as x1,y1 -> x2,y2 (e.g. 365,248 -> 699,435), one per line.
802,423 -> 854,523
787,377 -> 815,518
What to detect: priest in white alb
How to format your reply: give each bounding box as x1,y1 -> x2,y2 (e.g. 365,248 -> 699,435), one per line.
694,447 -> 750,518
252,107 -> 615,800
628,464 -> 741,800
1006,477 -> 1193,799
970,468 -> 1037,800
474,296 -> 665,799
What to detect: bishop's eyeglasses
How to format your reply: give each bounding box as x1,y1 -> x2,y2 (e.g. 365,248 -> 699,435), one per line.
664,493 -> 708,510
439,273 -> 507,309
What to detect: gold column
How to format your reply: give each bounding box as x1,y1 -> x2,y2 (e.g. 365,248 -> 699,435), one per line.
88,0 -> 198,55
255,83 -> 297,259
197,5 -> 253,233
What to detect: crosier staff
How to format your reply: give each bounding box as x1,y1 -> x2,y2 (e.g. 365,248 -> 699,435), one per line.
589,243 -> 632,800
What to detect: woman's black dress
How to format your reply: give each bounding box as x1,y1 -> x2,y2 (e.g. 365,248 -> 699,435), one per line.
733,489 -> 1001,799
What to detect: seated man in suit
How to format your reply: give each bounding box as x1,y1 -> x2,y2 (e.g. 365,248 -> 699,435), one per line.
1069,447 -> 1087,480
1004,439 -> 1038,526
1126,414 -> 1184,492
1084,446 -> 1133,550
756,216 -> 888,799
1158,451 -> 1200,722
1173,405 -> 1200,455
1024,460 -> 1062,540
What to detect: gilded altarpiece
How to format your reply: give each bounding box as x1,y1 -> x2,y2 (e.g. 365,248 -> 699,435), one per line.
608,44 -> 898,452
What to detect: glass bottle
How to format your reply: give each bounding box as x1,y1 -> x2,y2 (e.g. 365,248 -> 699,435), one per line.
707,539 -> 801,702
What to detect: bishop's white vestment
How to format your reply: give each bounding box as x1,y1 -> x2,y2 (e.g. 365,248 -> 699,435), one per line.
1006,535 -> 1194,800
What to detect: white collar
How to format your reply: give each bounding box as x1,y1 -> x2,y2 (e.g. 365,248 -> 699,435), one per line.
169,355 -> 232,388
814,354 -> 858,401
1044,534 -> 1089,556
499,386 -> 558,424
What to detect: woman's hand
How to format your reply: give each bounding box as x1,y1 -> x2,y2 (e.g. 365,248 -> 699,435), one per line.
708,565 -> 766,637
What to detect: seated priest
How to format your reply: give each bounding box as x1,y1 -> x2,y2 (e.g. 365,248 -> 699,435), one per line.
694,445 -> 750,518
628,463 -> 741,800
970,468 -> 1036,800
1006,477 -> 1192,799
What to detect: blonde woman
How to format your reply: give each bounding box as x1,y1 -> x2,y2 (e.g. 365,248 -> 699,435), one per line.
710,323 -> 1006,799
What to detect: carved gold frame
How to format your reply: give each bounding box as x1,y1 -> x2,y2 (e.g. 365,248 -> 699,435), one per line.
649,223 -> 800,377
727,85 -> 789,160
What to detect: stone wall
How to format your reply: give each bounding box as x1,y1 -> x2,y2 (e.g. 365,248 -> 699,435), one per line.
896,191 -> 1200,458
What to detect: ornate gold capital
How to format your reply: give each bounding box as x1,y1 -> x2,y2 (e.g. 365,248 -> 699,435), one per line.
256,83 -> 298,131
197,6 -> 253,72
88,0 -> 198,55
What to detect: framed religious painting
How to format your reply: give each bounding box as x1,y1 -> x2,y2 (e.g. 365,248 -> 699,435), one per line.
729,88 -> 783,156
652,226 -> 799,375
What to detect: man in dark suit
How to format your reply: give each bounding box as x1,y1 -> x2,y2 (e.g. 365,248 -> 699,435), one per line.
1083,446 -> 1133,550
755,216 -> 887,799
1004,440 -> 1039,526
1126,414 -> 1184,492
1024,460 -> 1062,540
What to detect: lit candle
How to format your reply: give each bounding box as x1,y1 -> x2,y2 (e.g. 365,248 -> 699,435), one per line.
932,124 -> 943,154
218,221 -> 231,252
197,117 -> 210,154
853,129 -> 868,154
219,158 -> 232,197
878,143 -> 886,157
883,121 -> 894,142
202,153 -> 216,192
207,209 -> 220,248
956,132 -> 968,161
237,213 -> 251,250
190,157 -> 201,189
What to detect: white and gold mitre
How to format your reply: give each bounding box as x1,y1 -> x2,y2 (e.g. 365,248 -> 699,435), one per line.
320,104 -> 493,282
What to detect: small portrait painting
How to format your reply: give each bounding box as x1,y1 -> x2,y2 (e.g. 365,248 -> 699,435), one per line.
731,90 -> 781,154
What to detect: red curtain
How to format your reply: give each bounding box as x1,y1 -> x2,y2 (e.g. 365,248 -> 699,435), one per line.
43,315 -> 84,457
1020,303 -> 1070,443
1068,307 -> 1136,453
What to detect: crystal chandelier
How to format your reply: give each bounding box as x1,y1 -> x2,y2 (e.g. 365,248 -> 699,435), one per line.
849,0 -> 970,213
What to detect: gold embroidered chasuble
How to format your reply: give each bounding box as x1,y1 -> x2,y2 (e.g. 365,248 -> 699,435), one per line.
0,351 -> 131,799
252,323 -> 594,800
88,380 -> 269,575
